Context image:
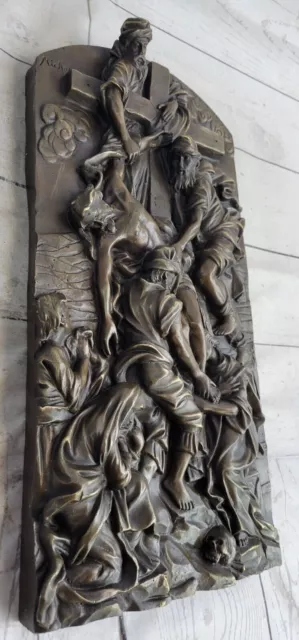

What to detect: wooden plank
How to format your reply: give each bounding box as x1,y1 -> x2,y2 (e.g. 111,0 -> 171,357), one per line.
67,68 -> 159,122
149,62 -> 170,106
255,346 -> 299,458
0,50 -> 26,187
247,247 -> 299,347
0,318 -> 28,640
89,1 -> 299,170
41,619 -> 121,640
260,457 -> 299,640
3,617 -> 121,640
0,0 -> 89,61
0,181 -> 28,320
113,0 -> 299,101
236,149 -> 299,256
123,575 -> 271,640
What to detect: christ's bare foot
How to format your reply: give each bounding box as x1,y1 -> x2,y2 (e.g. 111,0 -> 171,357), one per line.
214,314 -> 236,336
163,477 -> 194,511
234,530 -> 249,548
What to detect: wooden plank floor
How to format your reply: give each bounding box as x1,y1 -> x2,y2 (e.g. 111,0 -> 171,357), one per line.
0,0 -> 297,638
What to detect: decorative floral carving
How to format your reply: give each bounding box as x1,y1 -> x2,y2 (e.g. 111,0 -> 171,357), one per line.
38,103 -> 91,163
183,81 -> 234,155
196,107 -> 234,155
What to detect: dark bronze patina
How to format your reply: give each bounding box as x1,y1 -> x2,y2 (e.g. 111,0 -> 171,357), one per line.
20,17 -> 281,633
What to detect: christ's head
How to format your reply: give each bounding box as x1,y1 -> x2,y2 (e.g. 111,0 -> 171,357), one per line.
71,185 -> 118,235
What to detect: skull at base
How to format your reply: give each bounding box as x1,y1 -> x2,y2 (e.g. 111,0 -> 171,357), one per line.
201,525 -> 237,567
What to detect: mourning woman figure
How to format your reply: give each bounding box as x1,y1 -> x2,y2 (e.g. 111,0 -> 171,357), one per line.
35,292 -> 97,497
35,293 -> 167,631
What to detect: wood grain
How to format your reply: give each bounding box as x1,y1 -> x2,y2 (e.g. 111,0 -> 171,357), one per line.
90,0 -> 299,171
0,0 -> 89,61
0,50 -> 26,188
123,575 -> 271,640
246,248 -> 299,347
260,457 -> 299,640
111,0 -> 299,101
256,345 -> 299,458
0,181 -> 27,321
236,149 -> 299,256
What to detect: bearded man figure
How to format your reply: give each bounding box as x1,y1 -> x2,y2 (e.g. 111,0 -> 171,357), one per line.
169,135 -> 245,337
82,17 -> 191,202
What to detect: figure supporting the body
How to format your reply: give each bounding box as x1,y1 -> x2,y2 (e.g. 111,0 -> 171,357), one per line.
115,246 -> 221,510
169,136 -> 244,336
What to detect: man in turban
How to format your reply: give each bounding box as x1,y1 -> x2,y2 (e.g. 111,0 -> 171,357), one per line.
115,246 -> 220,511
82,18 -> 191,205
97,17 -> 153,164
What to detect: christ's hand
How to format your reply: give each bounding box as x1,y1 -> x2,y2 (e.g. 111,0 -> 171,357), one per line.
100,316 -> 118,357
123,136 -> 140,163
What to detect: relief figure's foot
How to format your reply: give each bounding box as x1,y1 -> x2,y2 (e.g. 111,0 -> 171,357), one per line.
214,313 -> 236,336
163,477 -> 194,511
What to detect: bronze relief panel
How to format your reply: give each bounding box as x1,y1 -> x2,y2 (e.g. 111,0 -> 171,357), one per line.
20,17 -> 281,633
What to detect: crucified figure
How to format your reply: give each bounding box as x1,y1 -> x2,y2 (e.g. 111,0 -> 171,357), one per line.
70,157 -> 219,403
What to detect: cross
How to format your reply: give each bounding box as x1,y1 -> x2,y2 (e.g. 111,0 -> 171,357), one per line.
65,65 -> 225,156
65,62 -> 225,220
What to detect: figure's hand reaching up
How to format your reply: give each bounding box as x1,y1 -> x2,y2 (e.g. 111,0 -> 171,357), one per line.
75,327 -> 94,359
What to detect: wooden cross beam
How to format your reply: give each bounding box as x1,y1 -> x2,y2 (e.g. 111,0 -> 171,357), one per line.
65,62 -> 226,221
65,66 -> 225,157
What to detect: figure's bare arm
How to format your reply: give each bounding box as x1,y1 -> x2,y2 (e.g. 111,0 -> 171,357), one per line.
97,237 -> 118,356
97,238 -> 113,316
174,181 -> 209,252
105,85 -> 139,162
174,215 -> 203,252
105,85 -> 129,145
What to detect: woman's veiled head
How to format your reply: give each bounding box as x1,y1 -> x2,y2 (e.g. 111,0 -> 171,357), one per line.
36,292 -> 69,342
